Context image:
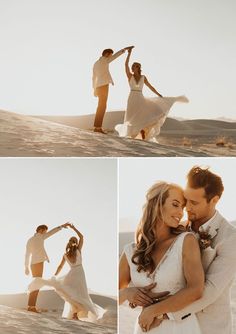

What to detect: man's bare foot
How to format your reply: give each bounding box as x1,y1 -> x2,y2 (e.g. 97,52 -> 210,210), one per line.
27,306 -> 41,313
94,127 -> 107,134
140,129 -> 146,140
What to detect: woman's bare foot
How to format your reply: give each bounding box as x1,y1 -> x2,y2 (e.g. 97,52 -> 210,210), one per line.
140,129 -> 146,140
72,312 -> 79,320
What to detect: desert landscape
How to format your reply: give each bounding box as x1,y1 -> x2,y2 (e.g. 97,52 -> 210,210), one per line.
1,109 -> 236,157
0,289 -> 117,334
119,225 -> 236,334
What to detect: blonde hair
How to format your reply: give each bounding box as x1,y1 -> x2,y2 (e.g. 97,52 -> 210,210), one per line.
132,181 -> 183,273
65,237 -> 78,263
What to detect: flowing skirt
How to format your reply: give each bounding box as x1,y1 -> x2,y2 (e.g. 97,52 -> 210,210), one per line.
115,92 -> 189,141
134,314 -> 202,334
28,265 -> 105,321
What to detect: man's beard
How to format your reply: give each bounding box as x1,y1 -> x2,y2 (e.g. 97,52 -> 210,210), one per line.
187,212 -> 197,222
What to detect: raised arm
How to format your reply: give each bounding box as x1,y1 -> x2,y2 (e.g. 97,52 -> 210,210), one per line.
138,234 -> 204,331
108,46 -> 134,63
125,49 -> 132,80
69,224 -> 84,252
54,256 -> 66,276
44,223 -> 70,240
144,76 -> 163,97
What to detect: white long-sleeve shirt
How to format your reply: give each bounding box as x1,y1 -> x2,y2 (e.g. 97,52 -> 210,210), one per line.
25,226 -> 62,267
92,49 -> 125,90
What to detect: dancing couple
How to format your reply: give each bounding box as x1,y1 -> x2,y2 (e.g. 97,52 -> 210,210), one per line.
25,222 -> 102,321
92,46 -> 188,140
119,166 -> 236,334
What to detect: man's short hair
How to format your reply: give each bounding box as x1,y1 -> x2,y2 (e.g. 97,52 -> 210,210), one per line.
187,166 -> 224,202
36,225 -> 48,233
102,48 -> 113,56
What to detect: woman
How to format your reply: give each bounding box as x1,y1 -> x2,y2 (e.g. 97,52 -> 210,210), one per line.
119,182 -> 204,333
115,48 -> 189,141
28,223 -> 103,321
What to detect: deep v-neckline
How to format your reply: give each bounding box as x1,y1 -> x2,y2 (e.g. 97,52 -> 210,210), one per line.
150,234 -> 181,275
132,75 -> 142,85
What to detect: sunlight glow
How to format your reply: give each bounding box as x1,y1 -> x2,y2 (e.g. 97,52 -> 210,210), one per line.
119,158 -> 236,232
0,0 -> 235,120
0,159 -> 117,296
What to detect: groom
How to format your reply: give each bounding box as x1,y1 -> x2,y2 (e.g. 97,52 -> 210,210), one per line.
25,223 -> 70,312
141,166 -> 236,334
92,45 -> 134,134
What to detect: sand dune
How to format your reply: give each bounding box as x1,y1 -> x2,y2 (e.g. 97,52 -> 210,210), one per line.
35,111 -> 124,131
37,112 -> 236,133
1,109 -> 236,157
0,290 -> 117,334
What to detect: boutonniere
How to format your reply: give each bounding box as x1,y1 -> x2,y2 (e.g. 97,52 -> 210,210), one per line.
198,226 -> 219,250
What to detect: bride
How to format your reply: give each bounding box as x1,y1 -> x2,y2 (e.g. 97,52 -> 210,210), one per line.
115,48 -> 189,141
28,223 -> 103,321
119,182 -> 204,333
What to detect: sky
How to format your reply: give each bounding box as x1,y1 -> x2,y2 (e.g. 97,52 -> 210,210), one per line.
0,0 -> 235,120
0,158 -> 117,296
119,158 -> 236,232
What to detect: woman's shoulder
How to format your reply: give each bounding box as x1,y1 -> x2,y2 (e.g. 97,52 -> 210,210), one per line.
123,242 -> 136,257
181,232 -> 199,252
173,231 -> 197,254
172,225 -> 195,238
177,230 -> 196,242
123,243 -> 136,266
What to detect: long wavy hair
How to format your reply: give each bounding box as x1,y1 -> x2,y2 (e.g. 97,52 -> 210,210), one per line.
65,237 -> 78,263
131,181 -> 183,274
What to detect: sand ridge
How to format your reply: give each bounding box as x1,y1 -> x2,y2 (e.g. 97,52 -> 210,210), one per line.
2,109 -> 235,157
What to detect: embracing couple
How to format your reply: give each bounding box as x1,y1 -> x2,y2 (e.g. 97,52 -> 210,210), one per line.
92,46 -> 188,141
25,222 -> 102,321
119,166 -> 236,334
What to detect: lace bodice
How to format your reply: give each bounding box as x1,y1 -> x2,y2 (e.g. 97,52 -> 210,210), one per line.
129,75 -> 145,92
124,232 -> 192,295
64,249 -> 82,267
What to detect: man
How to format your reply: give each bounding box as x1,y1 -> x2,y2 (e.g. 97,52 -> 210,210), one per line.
25,222 -> 70,312
92,46 -> 134,134
141,166 -> 236,334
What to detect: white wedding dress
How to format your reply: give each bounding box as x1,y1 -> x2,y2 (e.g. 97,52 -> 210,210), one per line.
115,75 -> 188,141
124,232 -> 202,334
28,250 -> 104,321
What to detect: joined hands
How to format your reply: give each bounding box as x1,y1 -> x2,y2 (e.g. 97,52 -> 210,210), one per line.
124,46 -> 134,53
61,222 -> 71,229
63,222 -> 76,229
